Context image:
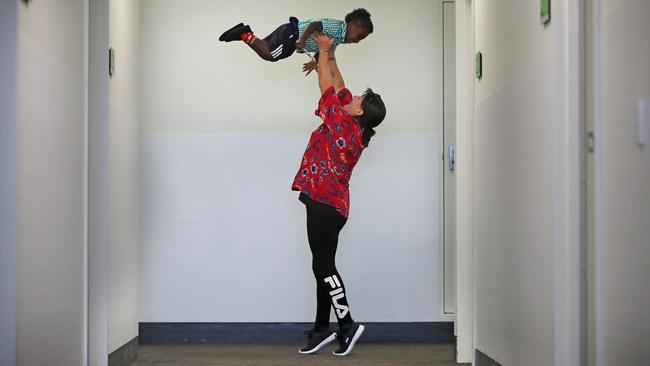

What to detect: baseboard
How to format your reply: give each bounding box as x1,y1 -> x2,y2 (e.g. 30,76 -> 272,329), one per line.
139,322 -> 455,344
475,348 -> 503,366
108,336 -> 138,366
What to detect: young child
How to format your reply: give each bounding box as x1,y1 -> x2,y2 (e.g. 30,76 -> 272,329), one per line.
218,8 -> 373,62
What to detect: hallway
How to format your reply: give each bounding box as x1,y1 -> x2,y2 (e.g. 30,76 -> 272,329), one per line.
1,1 -> 649,366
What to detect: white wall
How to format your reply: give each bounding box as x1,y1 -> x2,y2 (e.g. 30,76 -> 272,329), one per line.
595,0 -> 650,364
472,0 -> 582,365
140,0 -> 442,135
139,0 -> 447,322
108,0 -> 140,354
16,1 -> 86,365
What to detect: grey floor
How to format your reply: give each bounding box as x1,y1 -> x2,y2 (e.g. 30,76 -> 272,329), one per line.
133,343 -> 466,366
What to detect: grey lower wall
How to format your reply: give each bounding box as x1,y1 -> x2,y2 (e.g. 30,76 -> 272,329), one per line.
138,322 -> 455,344
139,134 -> 444,324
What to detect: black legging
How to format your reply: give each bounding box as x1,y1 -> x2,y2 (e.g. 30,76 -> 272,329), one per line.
306,205 -> 354,331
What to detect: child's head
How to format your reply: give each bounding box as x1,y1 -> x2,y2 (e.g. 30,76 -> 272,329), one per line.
344,8 -> 373,44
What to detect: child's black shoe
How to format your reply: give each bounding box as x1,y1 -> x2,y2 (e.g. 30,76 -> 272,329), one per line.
298,328 -> 337,355
219,23 -> 243,41
219,24 -> 251,42
333,323 -> 365,356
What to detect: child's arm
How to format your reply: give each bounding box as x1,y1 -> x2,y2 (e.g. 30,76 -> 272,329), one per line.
296,21 -> 323,50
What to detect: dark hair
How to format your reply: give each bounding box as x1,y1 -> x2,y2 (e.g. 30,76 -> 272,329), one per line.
345,8 -> 374,34
359,88 -> 386,146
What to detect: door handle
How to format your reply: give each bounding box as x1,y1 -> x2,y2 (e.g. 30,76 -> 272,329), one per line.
449,144 -> 455,172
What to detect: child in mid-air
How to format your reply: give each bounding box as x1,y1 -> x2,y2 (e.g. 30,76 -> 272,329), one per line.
219,9 -> 373,63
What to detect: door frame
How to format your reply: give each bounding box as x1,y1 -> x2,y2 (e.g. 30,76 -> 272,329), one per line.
551,1 -> 588,365
87,0 -> 110,365
454,0 -> 474,362
585,0 -> 600,364
0,1 -> 19,365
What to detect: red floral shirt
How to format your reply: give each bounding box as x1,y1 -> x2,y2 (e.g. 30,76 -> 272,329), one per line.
292,87 -> 365,218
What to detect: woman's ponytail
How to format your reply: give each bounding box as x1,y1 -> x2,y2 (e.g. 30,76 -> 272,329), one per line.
361,127 -> 376,147
358,88 -> 386,146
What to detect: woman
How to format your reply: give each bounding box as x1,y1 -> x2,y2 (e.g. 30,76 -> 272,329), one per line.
291,33 -> 386,357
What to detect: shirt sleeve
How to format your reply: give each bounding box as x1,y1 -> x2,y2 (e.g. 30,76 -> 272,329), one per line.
315,86 -> 352,136
337,88 -> 353,105
319,18 -> 346,45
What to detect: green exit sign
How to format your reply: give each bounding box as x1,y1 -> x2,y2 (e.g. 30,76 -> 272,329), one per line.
541,0 -> 551,25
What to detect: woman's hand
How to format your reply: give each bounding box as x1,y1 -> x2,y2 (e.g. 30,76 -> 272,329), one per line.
302,60 -> 318,76
312,32 -> 334,53
311,33 -> 334,94
328,46 -> 336,59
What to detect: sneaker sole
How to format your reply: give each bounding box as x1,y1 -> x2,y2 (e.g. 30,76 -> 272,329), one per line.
298,332 -> 337,355
333,324 -> 365,356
